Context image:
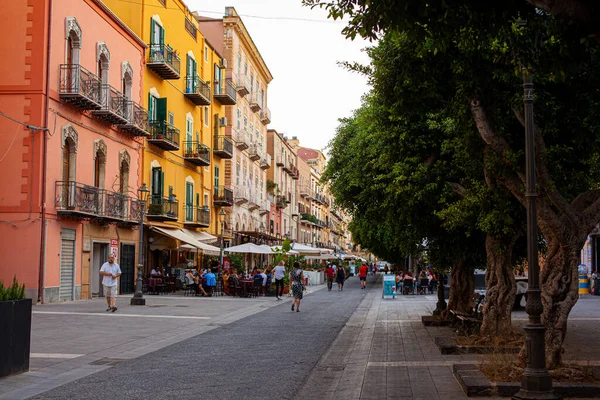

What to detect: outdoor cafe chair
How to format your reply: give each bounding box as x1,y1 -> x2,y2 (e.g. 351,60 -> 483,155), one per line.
252,277 -> 263,297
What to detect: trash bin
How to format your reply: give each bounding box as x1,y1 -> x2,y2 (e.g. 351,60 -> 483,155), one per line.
594,278 -> 600,296
579,274 -> 590,295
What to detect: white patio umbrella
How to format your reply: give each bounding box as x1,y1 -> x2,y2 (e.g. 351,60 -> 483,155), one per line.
224,242 -> 274,254
269,245 -> 300,255
290,243 -> 321,256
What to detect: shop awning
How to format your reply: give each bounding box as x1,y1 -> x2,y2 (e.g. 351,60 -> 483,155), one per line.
181,228 -> 218,244
151,227 -> 221,255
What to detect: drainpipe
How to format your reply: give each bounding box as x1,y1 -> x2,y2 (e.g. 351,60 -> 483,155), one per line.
38,0 -> 53,303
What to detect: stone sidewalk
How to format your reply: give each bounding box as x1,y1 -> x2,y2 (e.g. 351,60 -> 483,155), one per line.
0,284 -> 326,400
294,277 -> 600,400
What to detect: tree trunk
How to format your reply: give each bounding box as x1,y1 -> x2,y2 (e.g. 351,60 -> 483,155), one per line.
446,259 -> 475,313
539,240 -> 581,369
480,233 -> 517,337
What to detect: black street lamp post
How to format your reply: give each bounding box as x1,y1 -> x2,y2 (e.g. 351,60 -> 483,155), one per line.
512,69 -> 560,400
218,209 -> 226,279
131,183 -> 149,306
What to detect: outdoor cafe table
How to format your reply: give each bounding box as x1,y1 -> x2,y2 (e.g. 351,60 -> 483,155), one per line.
148,278 -> 165,294
239,280 -> 253,297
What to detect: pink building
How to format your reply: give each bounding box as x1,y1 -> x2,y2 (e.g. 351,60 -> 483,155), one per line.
0,0 -> 146,302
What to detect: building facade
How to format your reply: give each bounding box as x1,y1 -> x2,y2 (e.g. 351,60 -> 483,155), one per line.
198,7 -> 274,247
0,0 -> 146,301
102,0 -> 232,273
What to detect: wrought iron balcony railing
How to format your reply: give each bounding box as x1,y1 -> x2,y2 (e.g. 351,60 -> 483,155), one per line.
213,186 -> 234,206
147,44 -> 181,79
147,195 -> 179,221
234,129 -> 249,150
213,135 -> 233,159
248,93 -> 262,113
260,108 -> 271,125
259,199 -> 271,215
184,75 -> 211,106
234,73 -> 250,97
58,64 -> 102,110
184,205 -> 210,227
183,141 -> 210,166
235,186 -> 249,204
300,184 -> 313,198
259,153 -> 271,170
119,101 -> 150,137
214,78 -> 237,105
247,144 -> 261,161
92,84 -> 128,125
148,120 -> 180,151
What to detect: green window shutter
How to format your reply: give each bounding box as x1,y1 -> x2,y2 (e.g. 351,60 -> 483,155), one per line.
160,171 -> 165,197
150,19 -> 156,45
186,183 -> 193,206
156,97 -> 167,122
196,193 -> 200,206
159,24 -> 164,45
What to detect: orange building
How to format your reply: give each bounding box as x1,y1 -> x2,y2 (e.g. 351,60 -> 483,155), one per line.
0,0 -> 146,302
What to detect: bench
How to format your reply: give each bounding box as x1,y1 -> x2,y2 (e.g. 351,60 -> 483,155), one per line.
449,293 -> 485,334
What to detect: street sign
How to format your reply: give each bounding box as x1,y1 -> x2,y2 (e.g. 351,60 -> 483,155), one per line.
110,239 -> 118,260
383,274 -> 396,299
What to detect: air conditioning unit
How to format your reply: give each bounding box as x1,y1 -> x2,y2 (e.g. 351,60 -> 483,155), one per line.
219,117 -> 228,127
220,58 -> 227,69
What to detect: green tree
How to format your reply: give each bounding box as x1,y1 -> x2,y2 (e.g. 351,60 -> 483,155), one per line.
307,0 -> 600,367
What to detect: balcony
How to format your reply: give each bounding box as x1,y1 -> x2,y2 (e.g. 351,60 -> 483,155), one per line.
119,101 -> 151,137
147,44 -> 180,79
235,74 -> 250,97
235,186 -> 249,204
184,75 -> 211,106
148,120 -> 180,151
92,84 -> 128,125
260,108 -> 271,125
55,182 -> 139,223
214,78 -> 237,105
290,165 -> 299,180
247,144 -> 261,161
184,206 -> 210,228
276,154 -> 284,167
55,181 -> 100,218
248,93 -> 262,113
248,196 -> 260,211
59,64 -> 102,110
276,195 -> 287,209
259,199 -> 270,215
282,161 -> 292,174
234,129 -> 250,150
213,135 -> 233,159
213,186 -> 234,206
300,185 -> 313,198
291,205 -> 299,217
147,195 -> 179,221
259,154 -> 271,170
183,141 -> 210,166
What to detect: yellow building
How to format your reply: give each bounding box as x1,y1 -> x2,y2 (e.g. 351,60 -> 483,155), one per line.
102,0 -> 236,270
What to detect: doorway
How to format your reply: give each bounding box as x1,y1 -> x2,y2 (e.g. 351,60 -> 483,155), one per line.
120,243 -> 135,294
92,243 -> 109,297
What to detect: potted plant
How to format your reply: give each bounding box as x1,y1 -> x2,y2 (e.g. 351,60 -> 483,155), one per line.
0,276 -> 31,378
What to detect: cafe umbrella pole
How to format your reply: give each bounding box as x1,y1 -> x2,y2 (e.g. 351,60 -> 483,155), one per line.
218,209 -> 226,280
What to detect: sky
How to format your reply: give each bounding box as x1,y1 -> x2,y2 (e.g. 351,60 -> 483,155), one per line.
187,0 -> 372,153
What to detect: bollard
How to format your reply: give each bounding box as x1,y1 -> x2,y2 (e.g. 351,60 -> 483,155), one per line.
579,274 -> 590,295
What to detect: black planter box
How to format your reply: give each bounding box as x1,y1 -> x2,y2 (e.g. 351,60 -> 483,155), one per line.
0,299 -> 32,378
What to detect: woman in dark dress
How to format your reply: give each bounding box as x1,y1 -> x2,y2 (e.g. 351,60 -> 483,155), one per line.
290,262 -> 304,312
336,266 -> 346,291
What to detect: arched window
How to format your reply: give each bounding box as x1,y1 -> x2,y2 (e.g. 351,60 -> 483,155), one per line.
119,150 -> 130,194
93,139 -> 107,189
97,42 -> 110,107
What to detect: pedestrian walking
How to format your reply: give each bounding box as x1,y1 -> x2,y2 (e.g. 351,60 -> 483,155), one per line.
359,263 -> 369,289
273,260 -> 286,300
100,254 -> 121,312
290,261 -> 304,312
325,263 -> 335,291
336,265 -> 345,291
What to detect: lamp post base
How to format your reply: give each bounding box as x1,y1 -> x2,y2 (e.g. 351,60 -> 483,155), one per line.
130,297 -> 146,306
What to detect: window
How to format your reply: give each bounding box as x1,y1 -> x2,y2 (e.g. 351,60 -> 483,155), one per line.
168,112 -> 174,126
185,18 -> 197,40
185,182 -> 194,221
204,107 -> 208,126
236,161 -> 240,186
151,167 -> 164,204
186,55 -> 197,93
204,44 -> 208,63
186,118 -> 193,151
214,166 -> 220,193
237,53 -> 241,75
236,108 -> 241,130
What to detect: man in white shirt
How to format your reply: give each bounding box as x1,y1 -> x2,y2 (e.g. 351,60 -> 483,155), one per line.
273,261 -> 286,301
100,254 -> 121,312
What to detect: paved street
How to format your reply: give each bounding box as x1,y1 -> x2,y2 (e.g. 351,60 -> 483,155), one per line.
1,275 -> 599,399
